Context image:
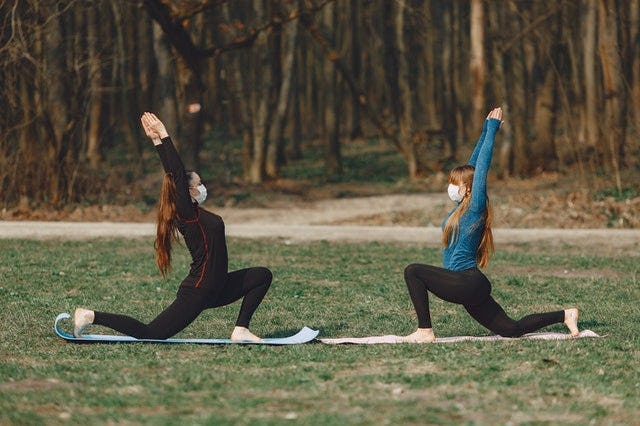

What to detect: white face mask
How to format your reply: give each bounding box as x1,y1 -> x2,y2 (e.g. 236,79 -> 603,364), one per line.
447,183 -> 463,203
193,184 -> 207,204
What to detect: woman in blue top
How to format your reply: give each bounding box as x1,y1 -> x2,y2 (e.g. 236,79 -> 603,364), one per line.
403,108 -> 579,343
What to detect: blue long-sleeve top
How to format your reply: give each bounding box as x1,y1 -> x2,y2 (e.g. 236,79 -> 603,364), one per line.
442,118 -> 501,271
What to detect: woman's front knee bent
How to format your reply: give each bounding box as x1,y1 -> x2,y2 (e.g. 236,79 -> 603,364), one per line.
257,267 -> 273,286
404,263 -> 421,281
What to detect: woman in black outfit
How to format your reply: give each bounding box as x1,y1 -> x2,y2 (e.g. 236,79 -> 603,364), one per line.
73,112 -> 271,342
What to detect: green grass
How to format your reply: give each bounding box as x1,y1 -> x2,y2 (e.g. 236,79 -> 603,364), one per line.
0,238 -> 638,425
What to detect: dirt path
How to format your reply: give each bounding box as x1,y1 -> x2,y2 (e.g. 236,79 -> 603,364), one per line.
1,194 -> 639,253
1,221 -> 638,249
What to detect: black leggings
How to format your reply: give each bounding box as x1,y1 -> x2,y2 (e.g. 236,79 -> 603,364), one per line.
93,267 -> 272,339
404,263 -> 564,337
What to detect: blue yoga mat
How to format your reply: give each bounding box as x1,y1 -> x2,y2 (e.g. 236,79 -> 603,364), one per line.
54,313 -> 319,345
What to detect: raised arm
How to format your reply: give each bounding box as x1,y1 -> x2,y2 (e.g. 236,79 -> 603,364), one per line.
468,120 -> 488,166
468,108 -> 502,212
141,112 -> 196,219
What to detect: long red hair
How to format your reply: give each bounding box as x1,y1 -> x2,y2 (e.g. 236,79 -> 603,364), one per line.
155,173 -> 179,277
442,165 -> 494,268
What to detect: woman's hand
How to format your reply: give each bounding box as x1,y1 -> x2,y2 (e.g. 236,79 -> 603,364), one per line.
140,112 -> 169,143
487,107 -> 503,122
140,114 -> 160,144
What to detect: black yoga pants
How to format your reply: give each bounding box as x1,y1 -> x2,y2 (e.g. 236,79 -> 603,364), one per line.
93,267 -> 272,339
404,263 -> 564,337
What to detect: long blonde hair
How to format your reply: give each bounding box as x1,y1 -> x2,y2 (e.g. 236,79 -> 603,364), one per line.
155,173 -> 179,277
442,165 -> 494,267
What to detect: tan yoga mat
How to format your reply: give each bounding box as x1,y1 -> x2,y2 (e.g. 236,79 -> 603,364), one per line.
320,330 -> 600,344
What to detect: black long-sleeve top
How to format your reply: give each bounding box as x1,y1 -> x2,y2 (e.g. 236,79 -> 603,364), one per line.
155,136 -> 228,290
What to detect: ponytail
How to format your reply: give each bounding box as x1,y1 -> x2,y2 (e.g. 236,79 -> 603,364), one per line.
476,199 -> 494,268
155,174 -> 179,277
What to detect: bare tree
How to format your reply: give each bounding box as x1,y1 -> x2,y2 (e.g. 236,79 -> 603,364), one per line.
530,3 -> 560,172
583,0 -> 599,157
321,1 -> 342,177
152,22 -> 179,153
470,0 -> 486,131
439,1 -> 459,161
2,0 -> 640,212
348,0 -> 363,140
395,0 -> 419,178
86,2 -> 102,169
598,0 -> 626,192
487,2 -> 514,178
266,19 -> 299,178
505,1 -> 530,176
41,2 -> 73,206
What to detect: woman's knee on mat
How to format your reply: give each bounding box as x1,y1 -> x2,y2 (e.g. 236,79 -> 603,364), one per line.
490,320 -> 524,338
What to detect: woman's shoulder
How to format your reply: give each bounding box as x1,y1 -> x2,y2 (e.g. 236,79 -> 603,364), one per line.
199,208 -> 224,223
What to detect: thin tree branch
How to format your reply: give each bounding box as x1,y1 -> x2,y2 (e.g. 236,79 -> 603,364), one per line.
299,8 -> 403,151
142,0 -> 202,74
497,1 -> 570,54
200,0 -> 335,57
140,0 -> 334,72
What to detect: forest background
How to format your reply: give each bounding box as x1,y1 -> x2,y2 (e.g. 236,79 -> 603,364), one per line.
1,0 -> 639,224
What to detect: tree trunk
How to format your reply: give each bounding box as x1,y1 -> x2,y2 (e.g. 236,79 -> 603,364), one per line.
470,0 -> 486,132
248,0 -> 271,184
583,0 -> 599,157
349,0 -> 363,140
487,2 -> 513,178
111,1 -> 143,170
598,0 -> 626,192
531,69 -> 558,172
395,0 -> 419,178
439,2 -> 457,161
628,0 -> 640,147
421,1 -> 439,132
382,0 -> 400,129
322,2 -> 342,177
177,10 -> 204,172
18,68 -> 36,201
507,1 -> 529,176
177,62 -> 204,171
41,3 -> 69,207
86,3 -> 102,169
266,20 -> 299,178
153,21 -> 179,147
220,4 -> 252,179
530,4 -> 560,173
290,47 -> 303,161
452,2 -> 467,145
302,34 -> 319,142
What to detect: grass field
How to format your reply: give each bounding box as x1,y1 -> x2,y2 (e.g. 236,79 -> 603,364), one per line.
0,237 -> 638,425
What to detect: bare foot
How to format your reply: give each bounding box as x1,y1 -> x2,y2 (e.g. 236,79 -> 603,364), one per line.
402,328 -> 435,343
73,308 -> 95,337
231,326 -> 264,343
564,308 -> 579,337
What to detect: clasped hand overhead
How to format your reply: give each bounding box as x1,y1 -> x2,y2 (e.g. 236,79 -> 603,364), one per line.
141,112 -> 169,141
487,107 -> 503,123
